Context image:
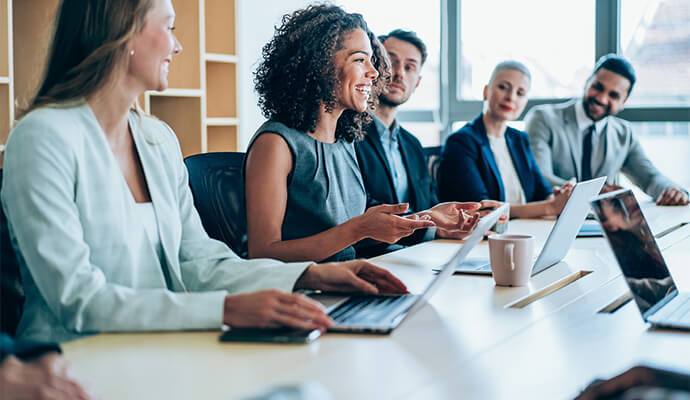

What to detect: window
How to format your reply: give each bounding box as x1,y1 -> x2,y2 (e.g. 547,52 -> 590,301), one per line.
459,1 -> 595,101
628,122 -> 690,189
620,0 -> 690,106
338,0 -> 442,145
338,0 -> 441,111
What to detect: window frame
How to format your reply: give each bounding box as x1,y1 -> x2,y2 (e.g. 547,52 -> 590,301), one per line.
396,0 -> 690,140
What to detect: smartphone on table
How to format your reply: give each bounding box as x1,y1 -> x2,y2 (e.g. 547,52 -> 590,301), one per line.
219,327 -> 322,344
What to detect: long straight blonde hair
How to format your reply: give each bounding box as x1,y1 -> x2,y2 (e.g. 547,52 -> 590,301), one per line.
22,0 -> 154,118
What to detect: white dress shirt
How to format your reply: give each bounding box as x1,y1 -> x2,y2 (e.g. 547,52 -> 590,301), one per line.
488,134 -> 526,205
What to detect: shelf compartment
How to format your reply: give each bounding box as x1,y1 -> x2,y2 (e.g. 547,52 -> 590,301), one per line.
150,95 -> 202,157
168,0 -> 200,90
205,117 -> 238,126
205,61 -> 236,119
206,125 -> 237,153
204,0 -> 235,55
149,88 -> 203,97
0,83 -> 9,144
204,53 -> 238,63
0,0 -> 8,77
13,0 -> 57,113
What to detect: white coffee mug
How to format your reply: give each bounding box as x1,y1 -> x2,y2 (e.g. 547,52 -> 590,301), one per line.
488,234 -> 534,286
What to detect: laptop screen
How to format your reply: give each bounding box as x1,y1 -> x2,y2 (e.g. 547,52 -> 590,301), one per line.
416,204 -> 509,305
591,190 -> 677,316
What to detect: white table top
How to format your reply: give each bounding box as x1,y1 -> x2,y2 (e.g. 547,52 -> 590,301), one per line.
61,202 -> 690,399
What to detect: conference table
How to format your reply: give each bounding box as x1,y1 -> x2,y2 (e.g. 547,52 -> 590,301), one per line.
62,201 -> 690,399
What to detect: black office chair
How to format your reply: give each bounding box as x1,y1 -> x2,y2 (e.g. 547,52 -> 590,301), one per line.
423,145 -> 442,199
0,169 -> 25,336
184,152 -> 248,258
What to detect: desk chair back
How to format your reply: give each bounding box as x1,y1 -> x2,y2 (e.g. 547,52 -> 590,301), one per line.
0,169 -> 24,336
184,152 -> 248,258
423,145 -> 442,199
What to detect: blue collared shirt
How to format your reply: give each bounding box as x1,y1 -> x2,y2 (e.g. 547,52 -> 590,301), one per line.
373,116 -> 410,204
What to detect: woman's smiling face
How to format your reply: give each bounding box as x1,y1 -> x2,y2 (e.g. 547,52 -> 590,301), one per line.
332,28 -> 379,113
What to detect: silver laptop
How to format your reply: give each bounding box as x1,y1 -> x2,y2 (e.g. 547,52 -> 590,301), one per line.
455,177 -> 606,276
592,189 -> 690,330
312,204 -> 508,334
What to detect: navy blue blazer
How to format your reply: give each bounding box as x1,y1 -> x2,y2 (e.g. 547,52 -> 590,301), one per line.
354,121 -> 436,258
439,115 -> 552,203
355,122 -> 437,213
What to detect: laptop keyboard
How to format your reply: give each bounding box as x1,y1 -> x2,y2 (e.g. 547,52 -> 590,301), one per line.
664,297 -> 690,323
329,295 -> 414,324
462,253 -> 540,272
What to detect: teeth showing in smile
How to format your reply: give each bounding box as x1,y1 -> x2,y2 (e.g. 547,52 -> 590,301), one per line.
355,85 -> 371,96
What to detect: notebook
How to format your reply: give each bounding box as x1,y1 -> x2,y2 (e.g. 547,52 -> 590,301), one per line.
312,204 -> 509,334
454,177 -> 606,276
592,189 -> 690,330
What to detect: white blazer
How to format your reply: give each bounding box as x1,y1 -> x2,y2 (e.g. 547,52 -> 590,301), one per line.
1,102 -> 311,343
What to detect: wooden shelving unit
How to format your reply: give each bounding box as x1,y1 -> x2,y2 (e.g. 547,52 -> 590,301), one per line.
0,0 -> 239,162
0,0 -> 12,157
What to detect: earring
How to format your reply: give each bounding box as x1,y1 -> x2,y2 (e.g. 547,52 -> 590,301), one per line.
130,49 -> 135,56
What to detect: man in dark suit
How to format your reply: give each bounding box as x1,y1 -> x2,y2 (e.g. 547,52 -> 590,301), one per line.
355,30 -> 492,257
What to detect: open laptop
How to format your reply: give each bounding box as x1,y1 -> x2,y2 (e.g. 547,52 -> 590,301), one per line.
455,177 -> 606,277
312,204 -> 508,334
592,189 -> 690,330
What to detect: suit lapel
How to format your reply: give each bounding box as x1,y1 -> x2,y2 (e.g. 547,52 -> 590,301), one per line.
563,103 -> 583,180
397,131 -> 419,208
365,123 -> 399,202
473,119 -> 505,201
129,113 -> 186,291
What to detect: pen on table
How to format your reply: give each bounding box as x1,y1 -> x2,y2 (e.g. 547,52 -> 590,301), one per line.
654,222 -> 689,239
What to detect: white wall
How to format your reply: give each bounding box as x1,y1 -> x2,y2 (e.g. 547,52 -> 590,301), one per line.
236,0 -> 312,151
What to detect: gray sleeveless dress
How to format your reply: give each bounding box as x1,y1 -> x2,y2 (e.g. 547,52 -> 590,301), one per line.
246,121 -> 367,262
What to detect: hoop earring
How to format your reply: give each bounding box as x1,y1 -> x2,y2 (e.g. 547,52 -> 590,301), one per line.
130,49 -> 135,56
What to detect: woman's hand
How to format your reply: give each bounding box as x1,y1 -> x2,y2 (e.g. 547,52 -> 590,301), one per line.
0,353 -> 94,400
417,202 -> 480,240
295,260 -> 409,295
478,200 -> 509,226
421,202 -> 480,230
355,204 -> 435,244
223,290 -> 333,331
547,182 -> 574,215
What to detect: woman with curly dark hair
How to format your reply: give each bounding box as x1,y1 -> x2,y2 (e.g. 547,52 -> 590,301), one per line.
244,4 -> 452,263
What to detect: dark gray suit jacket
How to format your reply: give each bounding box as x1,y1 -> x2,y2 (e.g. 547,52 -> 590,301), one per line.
524,99 -> 679,199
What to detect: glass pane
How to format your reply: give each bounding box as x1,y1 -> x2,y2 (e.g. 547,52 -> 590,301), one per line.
459,1 -> 595,100
622,122 -> 690,190
400,122 -> 442,147
338,0 -> 440,110
621,0 -> 690,106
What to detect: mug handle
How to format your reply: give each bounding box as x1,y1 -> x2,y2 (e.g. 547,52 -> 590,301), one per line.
504,243 -> 515,271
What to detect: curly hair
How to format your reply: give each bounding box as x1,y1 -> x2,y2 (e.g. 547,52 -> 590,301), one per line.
254,4 -> 390,142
